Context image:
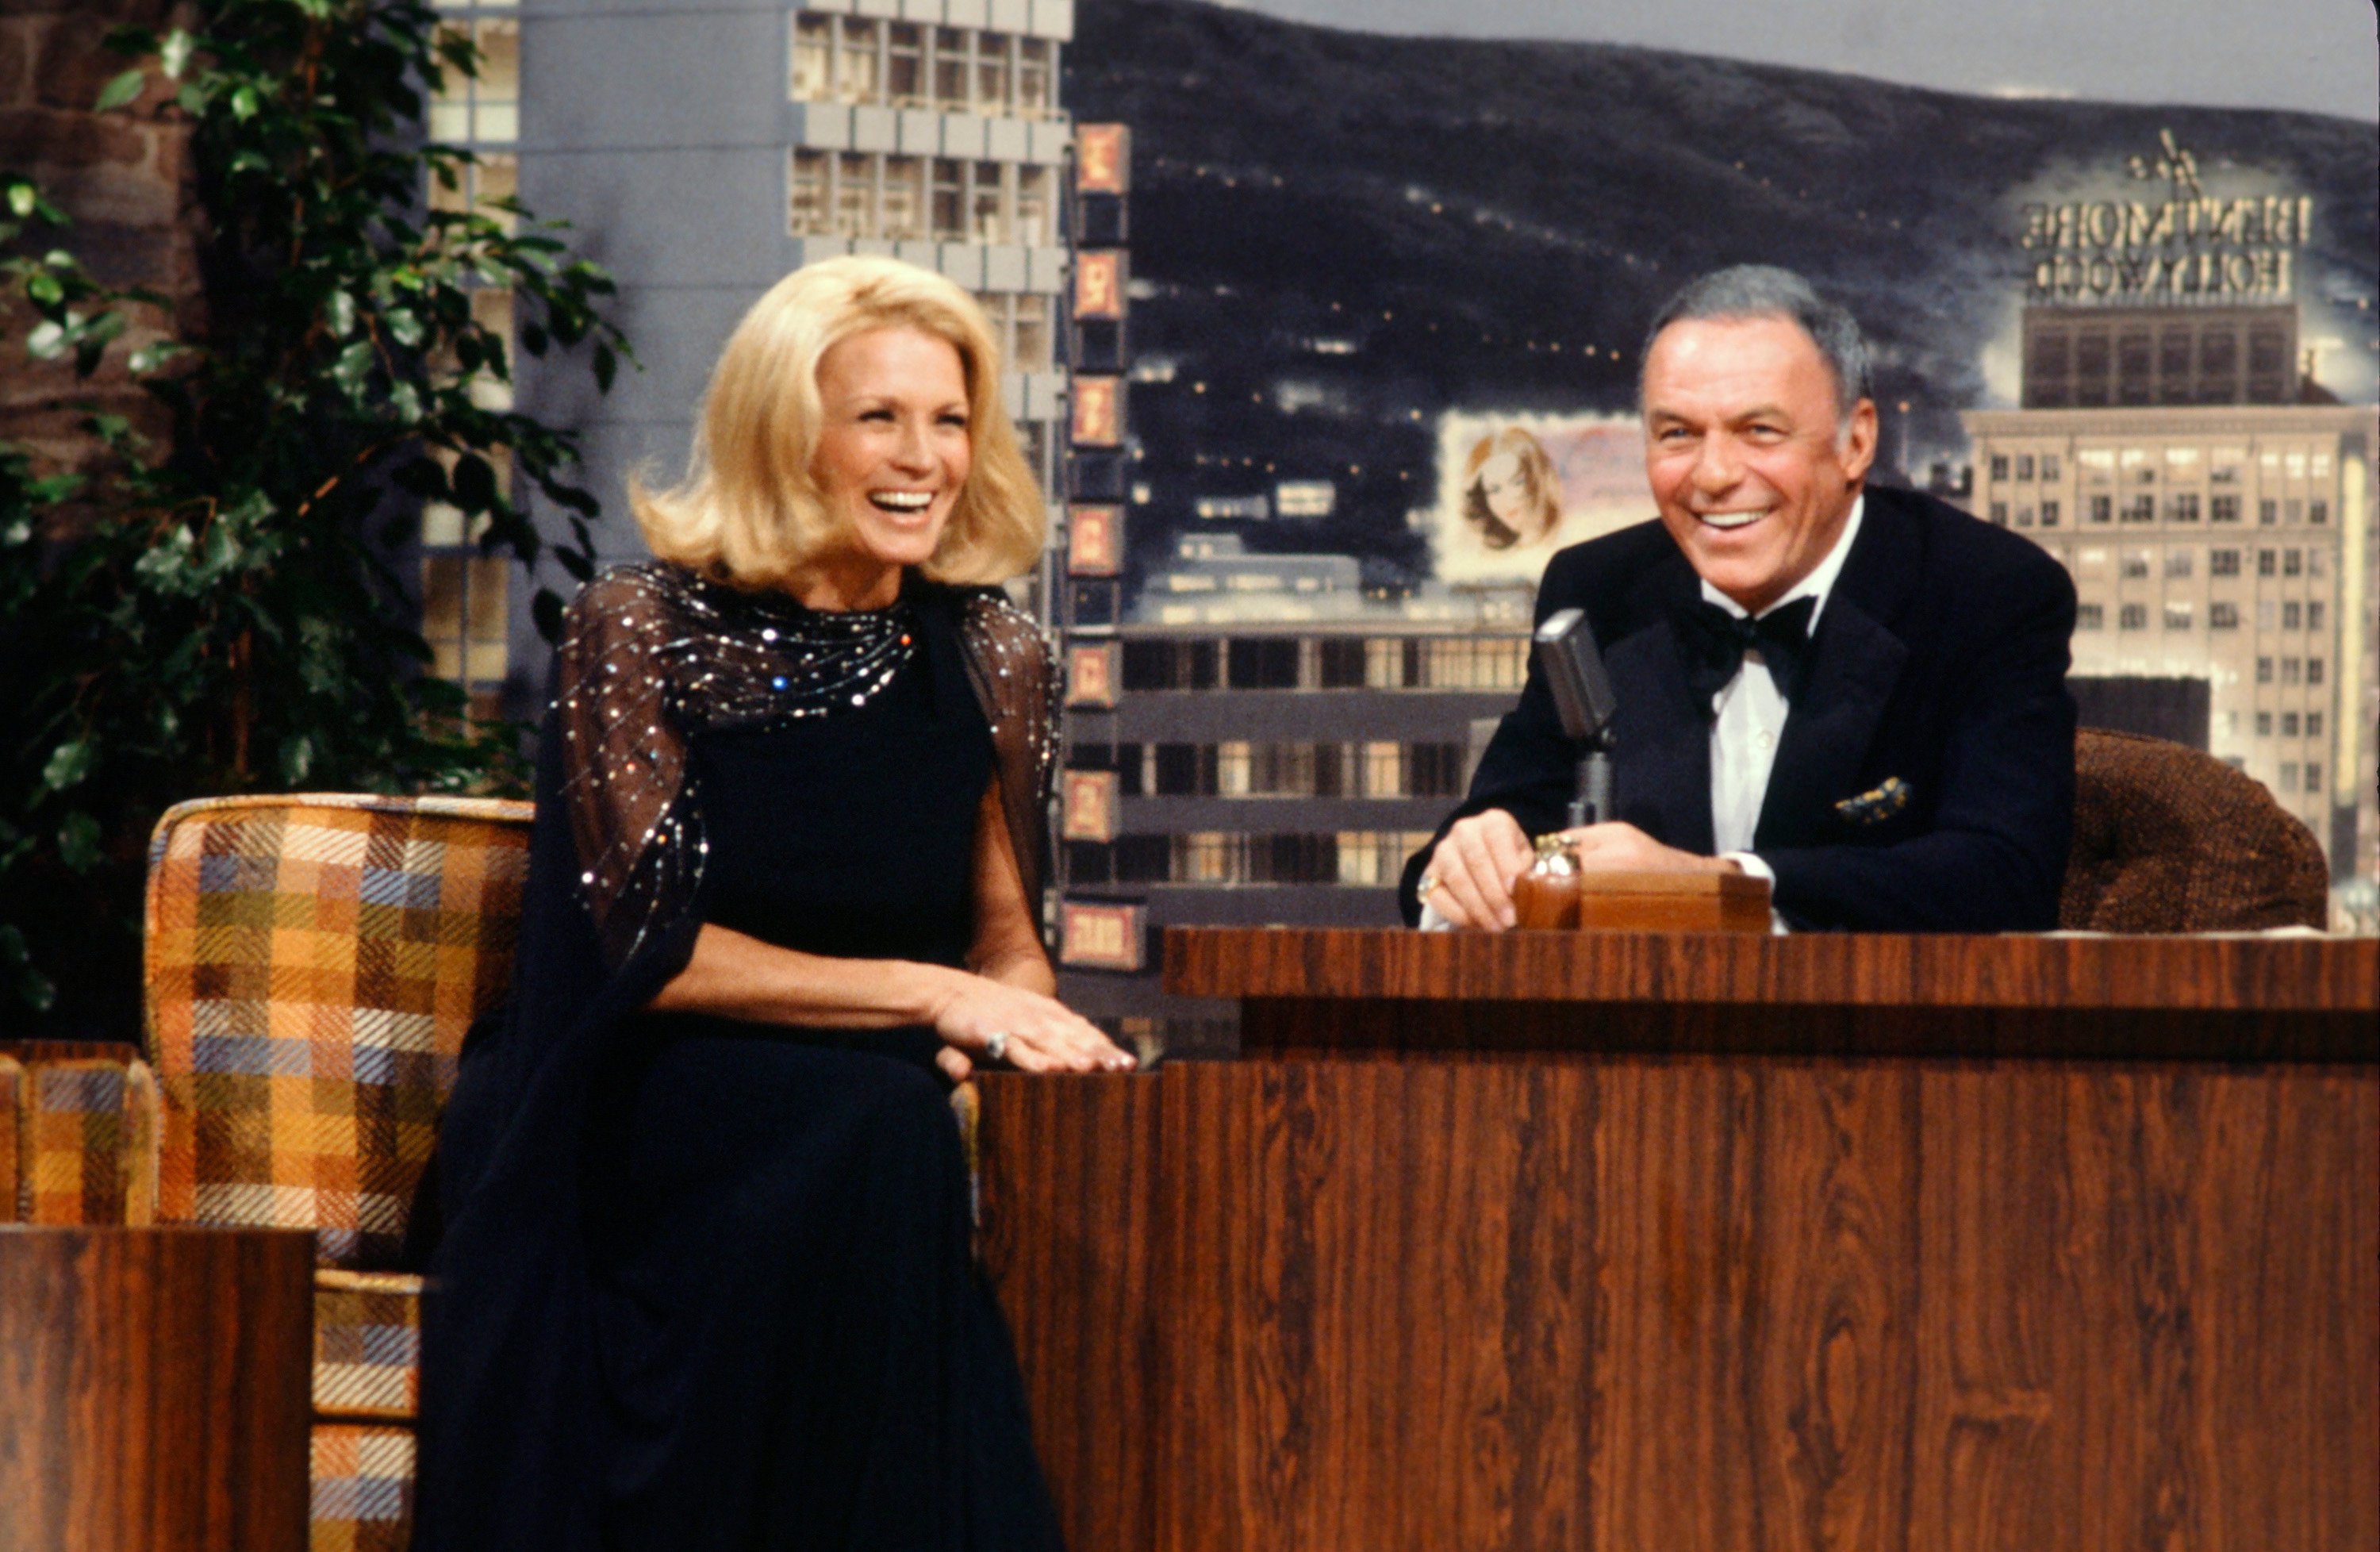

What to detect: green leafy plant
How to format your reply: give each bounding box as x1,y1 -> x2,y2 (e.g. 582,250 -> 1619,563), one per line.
0,0 -> 629,1031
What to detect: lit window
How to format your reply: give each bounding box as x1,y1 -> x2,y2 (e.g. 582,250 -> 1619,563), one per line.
431,18 -> 520,143
835,152 -> 873,237
881,156 -> 927,240
975,32 -> 1011,114
1017,38 -> 1054,117
1362,741 -> 1405,798
789,149 -> 829,234
971,161 -> 1009,244
1015,165 -> 1055,247
792,14 -> 832,99
837,17 -> 879,104
1011,293 -> 1051,372
2162,601 -> 2191,631
427,150 -> 517,236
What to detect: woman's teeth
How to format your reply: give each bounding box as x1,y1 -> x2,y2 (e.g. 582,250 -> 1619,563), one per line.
870,491 -> 934,513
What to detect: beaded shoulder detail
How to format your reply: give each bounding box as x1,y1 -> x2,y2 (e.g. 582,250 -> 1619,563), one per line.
551,562 -> 921,966
954,589 -> 1061,909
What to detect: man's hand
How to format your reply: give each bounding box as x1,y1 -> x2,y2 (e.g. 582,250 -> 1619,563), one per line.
1556,821 -> 1741,875
1418,809 -> 1536,930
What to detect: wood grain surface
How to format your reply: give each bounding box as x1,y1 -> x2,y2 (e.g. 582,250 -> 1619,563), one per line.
0,1226 -> 313,1552
1167,928 -> 2379,1063
1164,928 -> 2380,1013
977,1061 -> 2379,1552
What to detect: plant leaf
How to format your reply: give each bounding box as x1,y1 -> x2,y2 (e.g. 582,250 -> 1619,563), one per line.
94,67 -> 148,113
57,811 -> 104,872
5,181 -> 36,218
41,738 -> 94,793
324,290 -> 356,337
160,29 -> 195,79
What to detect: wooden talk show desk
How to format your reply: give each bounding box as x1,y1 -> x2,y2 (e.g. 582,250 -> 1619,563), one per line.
975,928 -> 2379,1552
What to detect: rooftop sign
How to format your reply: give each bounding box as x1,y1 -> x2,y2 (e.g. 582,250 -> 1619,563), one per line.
2021,131 -> 2312,307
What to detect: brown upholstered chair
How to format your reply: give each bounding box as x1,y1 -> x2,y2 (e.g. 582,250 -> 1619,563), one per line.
2061,728 -> 2331,932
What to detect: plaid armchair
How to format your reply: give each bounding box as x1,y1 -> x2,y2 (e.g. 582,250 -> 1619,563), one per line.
142,792 -> 534,1552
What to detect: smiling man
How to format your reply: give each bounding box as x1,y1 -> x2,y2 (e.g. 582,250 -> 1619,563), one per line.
1403,265 -> 2077,932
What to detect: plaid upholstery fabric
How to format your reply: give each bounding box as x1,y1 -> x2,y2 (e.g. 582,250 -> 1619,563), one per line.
309,1423 -> 416,1552
0,1054 -> 22,1221
314,1269 -> 425,1421
2063,729 -> 2330,932
143,794 -> 532,1267
21,1054 -> 159,1226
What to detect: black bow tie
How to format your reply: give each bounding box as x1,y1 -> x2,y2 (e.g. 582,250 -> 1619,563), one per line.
1674,594 -> 1818,710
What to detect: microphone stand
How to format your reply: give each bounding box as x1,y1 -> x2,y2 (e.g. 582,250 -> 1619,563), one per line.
1567,733 -> 1614,829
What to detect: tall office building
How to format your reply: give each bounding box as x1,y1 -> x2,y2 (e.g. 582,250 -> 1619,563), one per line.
446,0 -> 1077,716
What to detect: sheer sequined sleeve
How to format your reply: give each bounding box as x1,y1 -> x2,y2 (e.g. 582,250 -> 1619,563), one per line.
551,567 -> 705,969
957,590 -> 1060,916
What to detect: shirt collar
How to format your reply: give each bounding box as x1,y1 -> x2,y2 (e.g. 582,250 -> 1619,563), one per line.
1699,492 -> 1865,628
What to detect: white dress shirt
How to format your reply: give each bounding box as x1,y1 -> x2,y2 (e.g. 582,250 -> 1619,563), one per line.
1420,497 -> 1866,933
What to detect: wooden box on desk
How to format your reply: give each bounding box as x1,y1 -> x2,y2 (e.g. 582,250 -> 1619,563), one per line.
1512,866 -> 1772,932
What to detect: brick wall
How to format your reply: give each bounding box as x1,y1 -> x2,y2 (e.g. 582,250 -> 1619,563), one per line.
0,0 -> 198,476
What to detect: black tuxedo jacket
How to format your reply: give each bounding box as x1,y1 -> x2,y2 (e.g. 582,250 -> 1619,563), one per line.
1399,485 -> 2078,932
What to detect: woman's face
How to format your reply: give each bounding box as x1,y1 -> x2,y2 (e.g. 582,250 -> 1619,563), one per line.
809,325 -> 973,586
1477,450 -> 1530,526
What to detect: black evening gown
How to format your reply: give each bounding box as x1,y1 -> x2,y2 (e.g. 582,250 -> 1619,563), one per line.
413,569 -> 1064,1552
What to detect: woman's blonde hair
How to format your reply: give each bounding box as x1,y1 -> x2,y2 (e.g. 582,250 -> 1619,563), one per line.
631,255 -> 1044,589
1460,426 -> 1560,551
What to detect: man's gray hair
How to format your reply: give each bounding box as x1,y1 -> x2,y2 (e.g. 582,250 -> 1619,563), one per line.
1641,265 -> 1873,421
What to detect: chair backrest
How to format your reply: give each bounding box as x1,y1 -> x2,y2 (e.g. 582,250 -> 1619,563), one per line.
143,793 -> 533,1266
2062,728 -> 2330,932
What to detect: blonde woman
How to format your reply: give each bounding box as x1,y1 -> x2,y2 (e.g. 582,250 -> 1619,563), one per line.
416,257 -> 1121,1551
1460,425 -> 1561,550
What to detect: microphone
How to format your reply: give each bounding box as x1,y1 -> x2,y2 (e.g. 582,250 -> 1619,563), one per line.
1534,608 -> 1617,828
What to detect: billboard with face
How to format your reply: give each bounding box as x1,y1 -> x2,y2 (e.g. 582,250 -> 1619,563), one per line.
1429,412 -> 1654,586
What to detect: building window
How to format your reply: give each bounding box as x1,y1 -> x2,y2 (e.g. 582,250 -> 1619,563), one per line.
2307,601 -> 2325,631
2255,656 -> 2273,683
430,17 -> 520,142
2308,659 -> 2325,686
792,14 -> 833,98
2015,454 -> 2034,480
834,152 -> 873,236
2121,551 -> 2151,579
2259,499 -> 2278,525
2040,500 -> 2060,527
976,30 -> 1012,114
2075,603 -> 2104,631
2209,601 -> 2240,630
970,160 -> 1009,243
2281,711 -> 2300,737
2308,712 -> 2324,738
2210,547 -> 2240,576
2255,711 -> 2273,736
2088,494 -> 2112,524
2210,494 -> 2240,524
2282,601 -> 2301,630
2283,548 -> 2302,578
2119,603 -> 2148,631
2162,601 -> 2191,631
1017,37 -> 1054,117
837,17 -> 880,104
1989,454 -> 2010,481
2279,763 -> 2299,792
2282,658 -> 2301,686
1011,293 -> 1052,371
2307,763 -> 2323,791
2257,549 -> 2276,577
2308,549 -> 2327,578
2163,549 -> 2194,580
887,22 -> 927,107
2123,494 -> 2155,524
1989,502 -> 2008,526
427,149 -> 518,235
2309,500 -> 2329,525
1361,741 -> 1405,799
789,149 -> 828,233
2167,493 -> 2200,523
931,158 -> 966,240
1015,165 -> 1056,247
2040,454 -> 2061,482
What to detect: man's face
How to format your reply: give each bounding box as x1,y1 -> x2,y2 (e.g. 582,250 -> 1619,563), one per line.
1641,314 -> 1877,615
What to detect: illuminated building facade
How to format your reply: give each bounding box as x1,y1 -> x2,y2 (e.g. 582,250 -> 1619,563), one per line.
1961,137 -> 2378,904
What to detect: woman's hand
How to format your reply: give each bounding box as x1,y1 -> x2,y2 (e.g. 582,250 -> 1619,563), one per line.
921,967 -> 1134,1081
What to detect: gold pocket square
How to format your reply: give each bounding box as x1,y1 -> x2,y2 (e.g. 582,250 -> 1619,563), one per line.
1834,777 -> 1911,825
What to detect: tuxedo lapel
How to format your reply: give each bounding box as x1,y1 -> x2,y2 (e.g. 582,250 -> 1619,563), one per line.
1755,492 -> 1917,851
1606,563 -> 1714,855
